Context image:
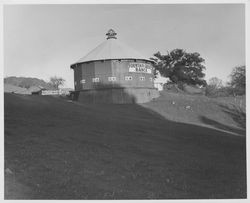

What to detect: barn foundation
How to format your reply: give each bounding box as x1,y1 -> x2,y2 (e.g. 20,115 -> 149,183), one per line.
72,87 -> 159,104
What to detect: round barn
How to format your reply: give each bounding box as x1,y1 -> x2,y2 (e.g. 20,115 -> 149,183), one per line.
70,29 -> 159,103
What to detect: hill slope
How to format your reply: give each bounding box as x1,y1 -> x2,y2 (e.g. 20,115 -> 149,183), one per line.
142,91 -> 246,135
4,93 -> 246,199
4,84 -> 30,94
4,76 -> 54,89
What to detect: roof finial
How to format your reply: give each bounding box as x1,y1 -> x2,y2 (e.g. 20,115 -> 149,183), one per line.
106,29 -> 117,40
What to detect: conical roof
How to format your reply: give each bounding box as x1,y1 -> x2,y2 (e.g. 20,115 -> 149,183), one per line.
71,29 -> 153,68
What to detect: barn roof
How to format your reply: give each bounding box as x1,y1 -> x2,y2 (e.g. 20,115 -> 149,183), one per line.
71,29 -> 153,68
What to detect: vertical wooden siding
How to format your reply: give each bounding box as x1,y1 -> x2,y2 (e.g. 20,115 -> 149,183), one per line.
74,59 -> 155,91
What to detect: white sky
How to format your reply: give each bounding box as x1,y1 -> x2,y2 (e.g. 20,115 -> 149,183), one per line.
3,4 -> 245,88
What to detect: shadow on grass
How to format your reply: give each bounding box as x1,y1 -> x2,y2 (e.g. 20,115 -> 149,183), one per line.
218,104 -> 246,129
199,116 -> 246,136
4,93 -> 247,199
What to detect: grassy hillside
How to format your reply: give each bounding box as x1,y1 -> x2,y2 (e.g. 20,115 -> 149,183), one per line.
142,91 -> 246,135
4,84 -> 30,94
4,93 -> 246,199
4,76 -> 54,89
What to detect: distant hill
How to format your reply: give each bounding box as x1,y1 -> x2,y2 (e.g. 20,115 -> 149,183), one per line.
4,84 -> 30,94
4,76 -> 54,89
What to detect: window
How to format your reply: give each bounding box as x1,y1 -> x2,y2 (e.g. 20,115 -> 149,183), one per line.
108,77 -> 117,81
92,78 -> 100,83
80,79 -> 86,84
125,76 -> 132,81
74,81 -> 77,86
140,76 -> 145,81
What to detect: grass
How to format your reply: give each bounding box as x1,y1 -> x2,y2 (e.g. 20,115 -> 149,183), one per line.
4,92 -> 246,199
142,91 -> 246,135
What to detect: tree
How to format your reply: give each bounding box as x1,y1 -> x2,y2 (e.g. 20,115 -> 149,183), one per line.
49,76 -> 65,89
151,49 -> 207,87
208,77 -> 223,89
205,77 -> 223,97
229,66 -> 245,95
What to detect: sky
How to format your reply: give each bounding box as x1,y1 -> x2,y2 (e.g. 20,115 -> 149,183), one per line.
4,4 -> 245,88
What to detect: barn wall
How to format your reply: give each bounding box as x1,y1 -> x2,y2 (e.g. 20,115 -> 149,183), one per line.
74,65 -> 82,90
76,88 -> 159,104
94,60 -> 112,85
73,59 -> 159,103
111,60 -> 154,88
77,61 -> 113,90
124,88 -> 159,103
81,62 -> 95,90
75,59 -> 155,91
